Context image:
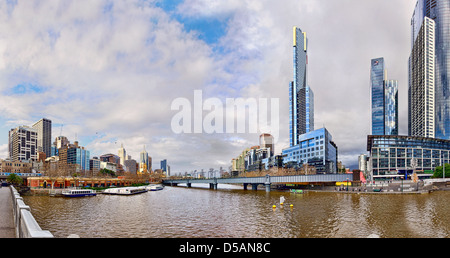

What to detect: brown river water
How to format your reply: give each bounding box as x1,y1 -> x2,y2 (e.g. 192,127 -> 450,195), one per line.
22,185 -> 450,238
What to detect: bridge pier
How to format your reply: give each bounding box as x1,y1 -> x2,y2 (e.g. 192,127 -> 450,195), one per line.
187,183 -> 191,188
209,183 -> 218,190
243,183 -> 248,190
251,184 -> 258,191
264,183 -> 271,193
265,175 -> 271,192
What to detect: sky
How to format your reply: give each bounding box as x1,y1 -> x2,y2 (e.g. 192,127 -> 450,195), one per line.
0,0 -> 418,172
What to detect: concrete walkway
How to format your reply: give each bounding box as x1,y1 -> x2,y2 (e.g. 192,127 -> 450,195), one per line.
0,186 -> 16,238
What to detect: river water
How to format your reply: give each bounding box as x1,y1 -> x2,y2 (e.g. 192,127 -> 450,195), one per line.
22,185 -> 450,238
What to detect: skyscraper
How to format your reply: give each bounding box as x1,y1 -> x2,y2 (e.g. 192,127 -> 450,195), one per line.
32,118 -> 52,158
259,133 -> 274,156
371,58 -> 398,136
140,145 -> 149,172
371,58 -> 386,135
118,143 -> 126,166
385,80 -> 399,136
290,26 -> 314,146
411,0 -> 450,139
8,126 -> 38,162
283,27 -> 338,174
409,16 -> 436,138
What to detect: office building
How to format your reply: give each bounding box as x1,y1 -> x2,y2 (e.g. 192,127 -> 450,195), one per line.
100,161 -> 117,173
371,58 -> 399,136
282,127 -> 338,174
411,0 -> 450,139
358,154 -> 368,173
140,146 -> 149,172
371,58 -> 386,135
54,136 -> 70,149
290,26 -> 314,146
8,126 -> 38,162
58,140 -> 90,172
90,157 -> 101,174
367,134 -> 450,180
259,133 -> 274,156
124,159 -> 137,174
32,118 -> 52,159
161,159 -> 167,173
409,16 -> 436,138
118,143 -> 126,166
385,80 -> 399,135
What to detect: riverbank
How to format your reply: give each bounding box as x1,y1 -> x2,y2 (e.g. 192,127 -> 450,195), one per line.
278,178 -> 450,195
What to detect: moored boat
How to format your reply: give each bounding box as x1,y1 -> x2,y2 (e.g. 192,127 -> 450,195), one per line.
103,186 -> 148,195
62,189 -> 97,197
146,184 -> 164,191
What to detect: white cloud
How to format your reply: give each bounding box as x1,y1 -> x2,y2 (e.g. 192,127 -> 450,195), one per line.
0,0 -> 418,171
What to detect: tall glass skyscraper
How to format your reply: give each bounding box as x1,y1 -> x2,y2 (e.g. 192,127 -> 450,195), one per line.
371,58 -> 398,136
371,58 -> 386,135
290,26 -> 314,146
385,80 -> 399,136
409,16 -> 436,138
411,0 -> 450,139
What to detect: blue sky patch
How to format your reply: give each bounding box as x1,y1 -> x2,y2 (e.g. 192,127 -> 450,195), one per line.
155,0 -> 229,46
178,16 -> 228,45
8,83 -> 45,95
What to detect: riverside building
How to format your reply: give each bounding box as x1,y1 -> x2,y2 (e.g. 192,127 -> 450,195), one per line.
8,126 -> 38,162
411,0 -> 450,140
409,16 -> 436,138
32,118 -> 52,158
371,58 -> 399,136
367,135 -> 450,180
290,26 -> 314,147
283,26 -> 338,174
283,128 -> 338,174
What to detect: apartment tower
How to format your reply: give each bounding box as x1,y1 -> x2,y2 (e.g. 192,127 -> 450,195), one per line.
290,26 -> 314,146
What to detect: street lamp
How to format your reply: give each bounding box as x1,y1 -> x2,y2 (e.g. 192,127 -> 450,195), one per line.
401,175 -> 404,193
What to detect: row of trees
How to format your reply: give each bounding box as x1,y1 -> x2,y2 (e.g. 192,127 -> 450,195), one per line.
432,164 -> 450,178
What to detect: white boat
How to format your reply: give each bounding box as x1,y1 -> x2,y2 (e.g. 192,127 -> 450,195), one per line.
62,189 -> 97,197
146,184 -> 164,191
103,186 -> 148,195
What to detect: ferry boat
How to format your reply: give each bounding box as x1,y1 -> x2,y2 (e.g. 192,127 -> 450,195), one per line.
103,186 -> 148,195
62,189 -> 97,197
146,184 -> 164,191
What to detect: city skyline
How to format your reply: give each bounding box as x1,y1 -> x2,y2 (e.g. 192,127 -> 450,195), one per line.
0,1 -> 418,171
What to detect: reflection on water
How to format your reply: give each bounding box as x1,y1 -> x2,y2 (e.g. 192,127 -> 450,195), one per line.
22,186 -> 450,238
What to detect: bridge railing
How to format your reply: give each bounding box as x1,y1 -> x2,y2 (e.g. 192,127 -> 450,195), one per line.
9,186 -> 54,238
163,174 -> 354,185
0,172 -> 43,178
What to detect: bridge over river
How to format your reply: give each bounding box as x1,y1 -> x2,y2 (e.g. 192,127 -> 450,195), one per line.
163,174 -> 354,192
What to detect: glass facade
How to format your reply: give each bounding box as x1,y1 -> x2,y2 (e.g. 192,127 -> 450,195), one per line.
290,27 -> 314,146
371,58 -> 386,135
368,135 -> 450,178
283,128 -> 338,174
385,80 -> 399,135
409,16 -> 435,138
433,0 -> 450,139
67,147 -> 90,171
412,0 -> 450,139
371,58 -> 398,136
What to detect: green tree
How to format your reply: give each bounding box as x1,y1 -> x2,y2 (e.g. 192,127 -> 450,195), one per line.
100,168 -> 116,177
433,163 -> 450,178
7,173 -> 23,186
